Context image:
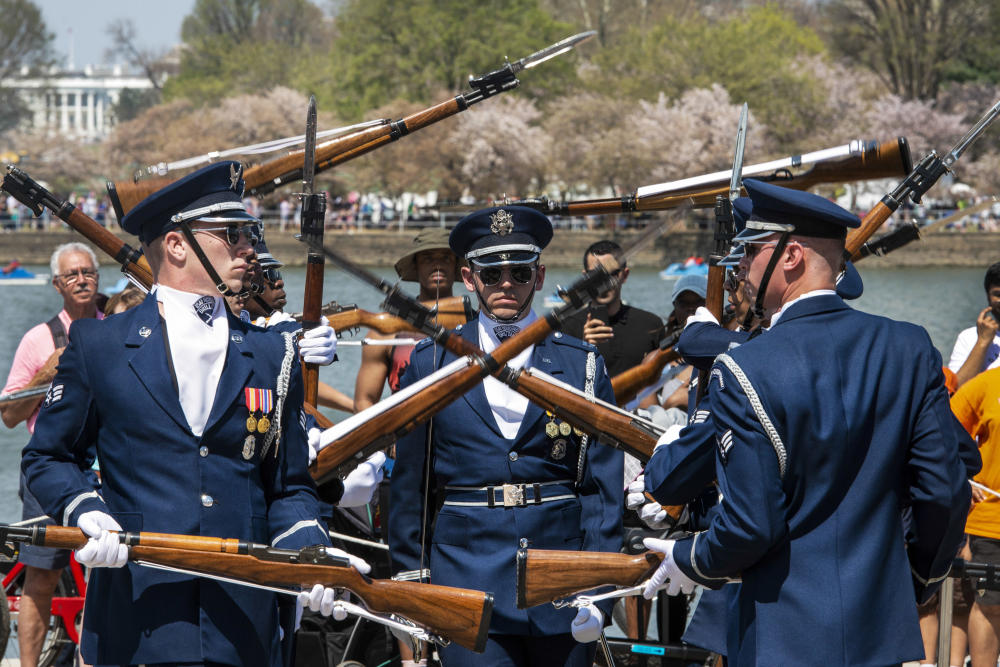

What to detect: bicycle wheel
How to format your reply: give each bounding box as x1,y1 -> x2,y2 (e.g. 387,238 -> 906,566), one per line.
0,582 -> 9,659
1,555 -> 75,667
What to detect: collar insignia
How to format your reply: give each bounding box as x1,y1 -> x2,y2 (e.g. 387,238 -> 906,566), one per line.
490,209 -> 514,236
138,326 -> 151,338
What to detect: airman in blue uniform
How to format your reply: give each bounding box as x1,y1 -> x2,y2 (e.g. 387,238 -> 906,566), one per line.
21,162 -> 356,667
641,179 -> 971,666
388,206 -> 623,666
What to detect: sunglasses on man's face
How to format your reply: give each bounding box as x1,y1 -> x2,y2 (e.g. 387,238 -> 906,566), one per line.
261,268 -> 282,287
194,223 -> 262,247
474,264 -> 535,287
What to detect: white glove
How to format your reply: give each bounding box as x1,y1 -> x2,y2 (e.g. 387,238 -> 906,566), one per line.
265,311 -> 295,327
75,511 -> 128,568
642,537 -> 697,599
570,603 -> 604,643
655,424 -> 684,450
297,583 -> 348,621
639,501 -> 686,530
307,426 -> 321,465
338,451 -> 386,507
299,321 -> 337,365
626,476 -> 647,510
685,306 -> 719,328
328,545 -> 372,575
400,661 -> 428,667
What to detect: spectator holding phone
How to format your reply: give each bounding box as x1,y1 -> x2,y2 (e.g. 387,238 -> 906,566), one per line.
949,261 -> 1000,388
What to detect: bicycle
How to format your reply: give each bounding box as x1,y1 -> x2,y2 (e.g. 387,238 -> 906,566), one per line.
1,549 -> 87,667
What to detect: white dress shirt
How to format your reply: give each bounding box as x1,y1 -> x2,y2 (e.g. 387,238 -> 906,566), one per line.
478,310 -> 538,439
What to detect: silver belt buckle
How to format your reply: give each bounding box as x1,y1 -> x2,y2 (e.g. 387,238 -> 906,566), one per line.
502,483 -> 525,507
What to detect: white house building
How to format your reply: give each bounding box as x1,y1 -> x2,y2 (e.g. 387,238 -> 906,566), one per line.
4,65 -> 154,142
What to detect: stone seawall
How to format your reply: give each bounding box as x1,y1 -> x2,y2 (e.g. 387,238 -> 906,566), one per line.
2,227 -> 997,268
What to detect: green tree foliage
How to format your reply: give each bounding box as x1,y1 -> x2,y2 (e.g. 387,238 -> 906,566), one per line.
164,0 -> 330,104
0,0 -> 54,133
316,0 -> 579,120
586,4 -> 827,149
821,0 -> 982,100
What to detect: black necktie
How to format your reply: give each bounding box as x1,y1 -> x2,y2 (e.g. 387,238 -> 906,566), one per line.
494,324 -> 520,342
193,296 -> 216,326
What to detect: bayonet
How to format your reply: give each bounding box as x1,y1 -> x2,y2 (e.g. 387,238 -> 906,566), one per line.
297,95 -> 326,412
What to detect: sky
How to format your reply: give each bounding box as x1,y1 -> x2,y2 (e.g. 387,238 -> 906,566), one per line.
37,0 -> 197,69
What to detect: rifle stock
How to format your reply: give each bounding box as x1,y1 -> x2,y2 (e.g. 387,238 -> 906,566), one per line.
515,548 -> 663,609
609,334 -> 681,406
16,525 -> 492,652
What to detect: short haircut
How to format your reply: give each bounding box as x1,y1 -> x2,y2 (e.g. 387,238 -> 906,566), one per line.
50,242 -> 99,277
104,285 -> 145,314
583,240 -> 624,270
985,261 -> 1000,292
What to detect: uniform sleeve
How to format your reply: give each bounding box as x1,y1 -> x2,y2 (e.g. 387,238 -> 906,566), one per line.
676,323 -> 748,372
387,344 -> 434,582
644,408 -> 717,505
21,327 -> 105,526
672,361 -> 787,588
907,340 -> 972,602
262,352 -> 331,549
578,354 -> 623,555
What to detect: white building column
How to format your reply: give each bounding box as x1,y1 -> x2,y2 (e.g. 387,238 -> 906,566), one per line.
59,91 -> 69,132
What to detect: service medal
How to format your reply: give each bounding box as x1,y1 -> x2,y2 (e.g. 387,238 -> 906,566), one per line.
573,426 -> 584,437
551,439 -> 567,460
559,422 -> 572,437
246,414 -> 258,432
257,416 -> 271,433
545,421 -> 559,438
243,435 -> 255,460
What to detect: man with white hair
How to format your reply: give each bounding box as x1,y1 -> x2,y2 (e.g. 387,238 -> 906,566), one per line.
1,241 -> 103,667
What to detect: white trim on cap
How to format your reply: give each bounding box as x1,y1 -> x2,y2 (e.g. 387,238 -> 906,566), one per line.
465,243 -> 540,261
170,201 -> 255,224
733,220 -> 795,243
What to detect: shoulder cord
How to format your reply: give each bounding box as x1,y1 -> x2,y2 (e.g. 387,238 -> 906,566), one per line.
262,331 -> 296,459
715,353 -> 787,478
575,350 -> 597,487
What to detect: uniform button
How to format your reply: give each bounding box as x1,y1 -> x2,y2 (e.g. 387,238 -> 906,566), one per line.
199,446 -> 209,457
201,494 -> 214,507
554,332 -> 562,338
519,538 -> 528,548
508,451 -> 518,462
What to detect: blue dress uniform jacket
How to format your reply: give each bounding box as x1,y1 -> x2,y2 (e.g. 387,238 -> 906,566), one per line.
667,295 -> 970,667
388,323 -> 623,635
21,294 -> 330,667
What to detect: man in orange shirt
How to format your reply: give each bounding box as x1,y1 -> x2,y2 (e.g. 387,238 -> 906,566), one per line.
952,366 -> 1000,666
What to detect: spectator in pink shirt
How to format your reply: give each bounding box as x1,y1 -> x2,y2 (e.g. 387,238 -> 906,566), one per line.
1,242 -> 103,667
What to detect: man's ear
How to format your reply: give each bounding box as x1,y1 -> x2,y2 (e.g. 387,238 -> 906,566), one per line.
460,265 -> 476,292
534,264 -> 546,292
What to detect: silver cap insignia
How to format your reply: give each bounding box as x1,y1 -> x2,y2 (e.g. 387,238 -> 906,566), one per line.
490,209 -> 514,236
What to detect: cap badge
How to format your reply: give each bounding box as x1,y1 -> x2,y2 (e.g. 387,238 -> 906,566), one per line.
230,163 -> 242,191
490,209 -> 514,236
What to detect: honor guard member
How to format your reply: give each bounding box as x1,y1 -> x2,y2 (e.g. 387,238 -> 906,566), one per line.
388,206 -> 623,666
639,179 -> 971,666
21,161 -> 364,667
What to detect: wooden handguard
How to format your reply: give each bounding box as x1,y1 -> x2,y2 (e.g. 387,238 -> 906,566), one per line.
515,548 -> 664,609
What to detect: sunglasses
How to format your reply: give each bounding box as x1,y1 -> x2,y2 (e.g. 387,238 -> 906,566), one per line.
193,223 -> 262,247
261,268 -> 282,287
474,264 -> 536,287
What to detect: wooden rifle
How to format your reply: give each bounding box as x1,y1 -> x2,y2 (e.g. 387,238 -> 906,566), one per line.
300,96 -> 326,407
106,32 -> 595,216
846,99 -> 1000,260
0,523 -> 493,653
506,137 -> 911,217
2,165 -> 153,289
